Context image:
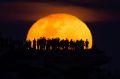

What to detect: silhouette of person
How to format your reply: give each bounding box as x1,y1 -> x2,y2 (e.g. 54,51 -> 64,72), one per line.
33,38 -> 36,50
28,40 -> 31,49
37,39 -> 40,50
70,39 -> 74,50
76,39 -> 84,50
42,37 -> 46,50
25,40 -> 31,50
52,38 -> 60,50
56,38 -> 60,50
39,37 -> 43,50
46,38 -> 51,50
80,39 -> 84,50
51,38 -> 56,50
75,40 -> 79,50
39,37 -> 46,50
60,39 -> 65,50
64,38 -> 69,50
85,39 -> 89,49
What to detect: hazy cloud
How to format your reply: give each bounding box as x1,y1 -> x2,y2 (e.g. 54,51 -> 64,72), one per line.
0,2 -> 119,22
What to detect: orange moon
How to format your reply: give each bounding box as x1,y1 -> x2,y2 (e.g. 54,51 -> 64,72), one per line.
26,13 -> 92,49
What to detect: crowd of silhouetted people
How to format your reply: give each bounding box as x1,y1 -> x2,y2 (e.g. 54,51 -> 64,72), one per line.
25,37 -> 89,51
0,34 -> 113,79
0,36 -> 89,52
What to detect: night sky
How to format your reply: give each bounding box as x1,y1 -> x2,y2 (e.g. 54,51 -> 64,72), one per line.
0,0 -> 120,72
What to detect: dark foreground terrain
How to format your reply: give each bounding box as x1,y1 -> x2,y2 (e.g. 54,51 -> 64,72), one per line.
0,47 -> 111,79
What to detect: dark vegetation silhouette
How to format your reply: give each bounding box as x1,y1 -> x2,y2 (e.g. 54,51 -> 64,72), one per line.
0,34 -> 114,79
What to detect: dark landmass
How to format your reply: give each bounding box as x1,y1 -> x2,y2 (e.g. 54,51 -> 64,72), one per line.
0,36 -> 112,79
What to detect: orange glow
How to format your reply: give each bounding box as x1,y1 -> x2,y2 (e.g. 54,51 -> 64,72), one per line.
26,13 -> 92,49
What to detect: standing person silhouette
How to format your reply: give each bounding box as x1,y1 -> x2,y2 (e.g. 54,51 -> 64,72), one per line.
79,39 -> 84,50
28,40 -> 31,49
33,38 -> 36,50
39,37 -> 46,50
42,37 -> 46,50
25,40 -> 31,50
85,39 -> 89,49
37,39 -> 40,50
46,38 -> 51,50
65,38 -> 69,50
70,39 -> 74,50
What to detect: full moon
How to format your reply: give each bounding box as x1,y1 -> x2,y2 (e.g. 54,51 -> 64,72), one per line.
26,13 -> 92,49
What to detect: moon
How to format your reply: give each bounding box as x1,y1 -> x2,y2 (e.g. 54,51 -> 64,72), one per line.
26,13 -> 92,49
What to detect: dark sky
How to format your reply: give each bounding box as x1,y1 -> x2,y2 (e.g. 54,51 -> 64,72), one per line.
0,0 -> 120,71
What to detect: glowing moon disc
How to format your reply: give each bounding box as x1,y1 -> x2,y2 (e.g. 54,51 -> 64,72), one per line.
26,13 -> 92,49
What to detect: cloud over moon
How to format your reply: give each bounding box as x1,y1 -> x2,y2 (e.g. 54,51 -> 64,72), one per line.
0,2 -> 119,22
